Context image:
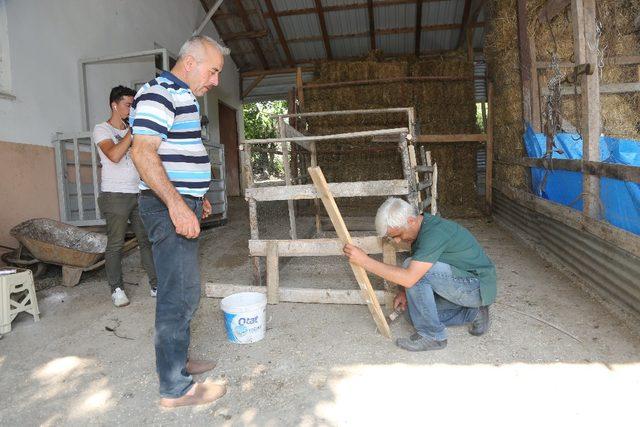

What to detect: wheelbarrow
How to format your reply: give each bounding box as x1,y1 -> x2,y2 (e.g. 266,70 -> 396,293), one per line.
3,218 -> 137,287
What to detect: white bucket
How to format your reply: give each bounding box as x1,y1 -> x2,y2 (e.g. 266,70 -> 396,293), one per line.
220,292 -> 267,344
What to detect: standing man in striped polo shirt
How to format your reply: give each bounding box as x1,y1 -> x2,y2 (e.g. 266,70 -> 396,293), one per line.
130,35 -> 229,408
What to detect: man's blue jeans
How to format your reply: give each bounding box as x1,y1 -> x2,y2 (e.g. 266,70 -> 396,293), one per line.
139,193 -> 203,398
404,260 -> 482,341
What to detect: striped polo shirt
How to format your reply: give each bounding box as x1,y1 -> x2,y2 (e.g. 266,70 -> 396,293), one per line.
130,71 -> 211,197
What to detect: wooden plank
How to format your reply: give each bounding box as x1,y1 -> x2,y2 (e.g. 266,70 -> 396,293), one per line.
493,182 -> 640,258
249,236 -> 410,257
264,0 -> 295,66
90,140 -> 100,219
245,179 -> 409,202
572,0 -> 600,218
535,56 -> 640,69
245,127 -> 409,144
275,107 -> 412,119
241,66 -> 314,78
456,0 -> 472,49
320,217 -> 376,232
304,75 -> 473,90
415,133 -> 488,143
498,157 -> 640,184
517,0 -> 533,124
540,82 -> 640,96
220,30 -> 268,41
205,283 -> 389,306
308,166 -> 391,338
278,117 -> 297,239
486,81 -> 494,212
431,163 -> 438,215
248,198 -> 262,286
416,165 -> 434,172
310,141 -> 321,234
382,241 -> 398,308
266,241 -> 279,304
399,134 -> 419,211
530,37 -> 542,131
72,138 -> 84,221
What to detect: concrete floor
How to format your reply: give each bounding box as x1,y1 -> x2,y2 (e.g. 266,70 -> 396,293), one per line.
1,198 -> 639,426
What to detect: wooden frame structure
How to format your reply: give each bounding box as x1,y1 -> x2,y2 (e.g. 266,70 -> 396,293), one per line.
206,108 -> 441,315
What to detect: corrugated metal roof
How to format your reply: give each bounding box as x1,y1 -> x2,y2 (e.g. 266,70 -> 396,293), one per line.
422,0 -> 464,26
374,4 -> 415,30
325,9 -> 369,35
243,71 -> 315,102
421,29 -> 459,51
377,33 -> 413,55
331,36 -> 370,58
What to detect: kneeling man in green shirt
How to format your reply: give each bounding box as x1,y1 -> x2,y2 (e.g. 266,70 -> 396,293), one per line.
344,197 -> 497,351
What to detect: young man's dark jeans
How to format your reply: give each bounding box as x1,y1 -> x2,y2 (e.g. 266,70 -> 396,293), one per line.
98,192 -> 157,293
138,193 -> 203,398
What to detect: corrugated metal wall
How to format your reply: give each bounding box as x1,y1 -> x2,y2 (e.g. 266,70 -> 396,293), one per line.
493,191 -> 640,318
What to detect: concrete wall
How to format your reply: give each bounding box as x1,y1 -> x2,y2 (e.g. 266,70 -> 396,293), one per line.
0,0 -> 241,258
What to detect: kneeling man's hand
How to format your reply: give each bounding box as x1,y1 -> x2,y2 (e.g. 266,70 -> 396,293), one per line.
394,289 -> 407,311
343,243 -> 368,266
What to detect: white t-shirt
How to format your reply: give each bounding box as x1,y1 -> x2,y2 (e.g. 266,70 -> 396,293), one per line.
92,121 -> 140,193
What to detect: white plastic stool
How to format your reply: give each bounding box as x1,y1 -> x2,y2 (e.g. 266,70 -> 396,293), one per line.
0,268 -> 40,333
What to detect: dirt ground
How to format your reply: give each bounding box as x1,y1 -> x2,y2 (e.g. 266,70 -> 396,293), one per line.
1,198 -> 639,426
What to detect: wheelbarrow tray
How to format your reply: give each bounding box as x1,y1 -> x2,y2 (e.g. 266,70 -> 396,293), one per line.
10,218 -> 106,268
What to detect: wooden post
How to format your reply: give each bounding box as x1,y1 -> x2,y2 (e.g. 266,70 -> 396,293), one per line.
572,0 -> 601,219
486,82 -> 494,213
431,162 -> 438,215
278,117 -> 297,239
408,142 -> 421,204
382,241 -> 398,308
248,198 -> 262,286
296,67 -> 305,130
516,0 -> 533,125
310,141 -> 321,234
266,241 -> 279,304
398,133 -> 419,211
308,166 -> 392,338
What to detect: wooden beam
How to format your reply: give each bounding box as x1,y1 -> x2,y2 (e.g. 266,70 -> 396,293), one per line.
244,127 -> 409,144
498,157 -> 640,184
414,0 -> 423,55
264,0 -> 295,67
367,0 -> 376,50
456,0 -> 473,49
304,75 -> 473,90
245,179 -> 409,202
538,0 -> 571,24
241,66 -> 314,78
572,0 -> 601,218
220,30 -> 268,42
248,236 -> 409,257
540,82 -> 640,96
308,166 -> 391,338
517,0 -> 533,125
266,241 -> 279,304
234,0 -> 270,69
486,82 -> 494,212
415,133 -> 488,143
242,75 -> 264,99
286,22 -> 486,44
314,0 -> 333,59
264,0 -> 472,18
205,283 -> 389,306
493,182 -> 640,259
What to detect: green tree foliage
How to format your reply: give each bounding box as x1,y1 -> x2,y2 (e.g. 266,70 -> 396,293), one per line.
243,101 -> 287,179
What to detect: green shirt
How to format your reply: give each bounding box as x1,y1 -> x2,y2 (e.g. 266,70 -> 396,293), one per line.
411,215 -> 497,305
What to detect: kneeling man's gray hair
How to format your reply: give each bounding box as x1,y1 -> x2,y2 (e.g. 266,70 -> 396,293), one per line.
375,197 -> 418,237
179,35 -> 230,61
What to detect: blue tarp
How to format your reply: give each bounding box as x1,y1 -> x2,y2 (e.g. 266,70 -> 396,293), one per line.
523,125 -> 640,235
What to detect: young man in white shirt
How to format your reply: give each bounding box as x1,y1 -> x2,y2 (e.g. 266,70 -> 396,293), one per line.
93,86 -> 157,307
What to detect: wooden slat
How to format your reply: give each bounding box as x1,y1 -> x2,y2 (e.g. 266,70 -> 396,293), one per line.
205,283 -> 388,306
304,75 -> 473,90
415,133 -> 488,143
90,140 -> 100,219
382,241 -> 398,308
416,165 -> 434,172
245,127 -> 409,144
220,30 -> 268,41
498,157 -> 640,184
308,166 -> 391,338
540,82 -> 640,96
278,117 -> 297,239
245,179 -> 409,201
486,82 -> 494,212
249,236 -> 409,257
72,138 -> 84,221
266,241 -> 279,304
517,0 -> 533,124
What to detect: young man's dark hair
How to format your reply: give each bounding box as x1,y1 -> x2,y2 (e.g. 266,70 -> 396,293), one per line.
109,85 -> 136,106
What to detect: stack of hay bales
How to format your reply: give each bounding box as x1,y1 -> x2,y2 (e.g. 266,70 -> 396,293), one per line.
303,52 -> 479,217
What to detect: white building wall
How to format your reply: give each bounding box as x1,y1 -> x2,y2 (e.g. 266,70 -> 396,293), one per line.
0,0 -> 241,147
